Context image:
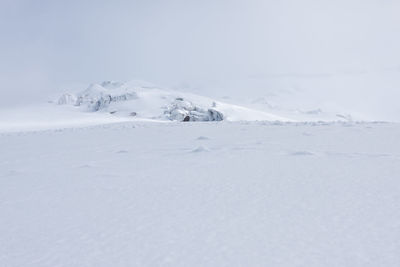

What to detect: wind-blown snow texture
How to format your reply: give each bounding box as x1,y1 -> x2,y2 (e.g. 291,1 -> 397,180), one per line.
1,121 -> 400,267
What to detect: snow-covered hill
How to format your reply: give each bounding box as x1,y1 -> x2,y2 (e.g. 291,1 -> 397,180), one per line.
57,80 -> 291,122
56,80 -> 359,125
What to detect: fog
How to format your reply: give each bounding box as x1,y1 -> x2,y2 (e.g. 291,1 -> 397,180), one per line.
1,0 -> 399,119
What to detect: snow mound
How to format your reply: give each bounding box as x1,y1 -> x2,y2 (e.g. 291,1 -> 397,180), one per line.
191,145 -> 210,153
58,80 -> 292,122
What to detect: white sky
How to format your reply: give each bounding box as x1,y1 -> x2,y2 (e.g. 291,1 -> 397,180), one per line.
1,0 -> 400,114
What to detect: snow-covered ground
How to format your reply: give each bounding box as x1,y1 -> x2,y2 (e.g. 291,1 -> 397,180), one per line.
1,120 -> 399,267
2,0 -> 399,265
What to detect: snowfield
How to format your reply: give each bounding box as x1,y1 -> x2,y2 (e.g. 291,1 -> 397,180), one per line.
1,120 -> 400,267
2,0 -> 400,265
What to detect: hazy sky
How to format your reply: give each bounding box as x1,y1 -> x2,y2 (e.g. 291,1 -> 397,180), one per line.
1,0 -> 400,108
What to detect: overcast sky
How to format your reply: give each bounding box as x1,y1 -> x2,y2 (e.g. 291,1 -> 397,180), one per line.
1,0 -> 400,109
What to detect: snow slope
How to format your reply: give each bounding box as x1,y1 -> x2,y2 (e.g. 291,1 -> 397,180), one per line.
1,121 -> 400,267
56,80 -> 348,123
57,80 -> 290,122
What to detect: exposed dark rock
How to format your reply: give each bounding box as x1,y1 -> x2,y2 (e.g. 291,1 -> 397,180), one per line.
208,109 -> 224,121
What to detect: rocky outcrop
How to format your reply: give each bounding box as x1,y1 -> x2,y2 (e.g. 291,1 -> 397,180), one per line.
165,98 -> 224,122
59,83 -> 138,111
